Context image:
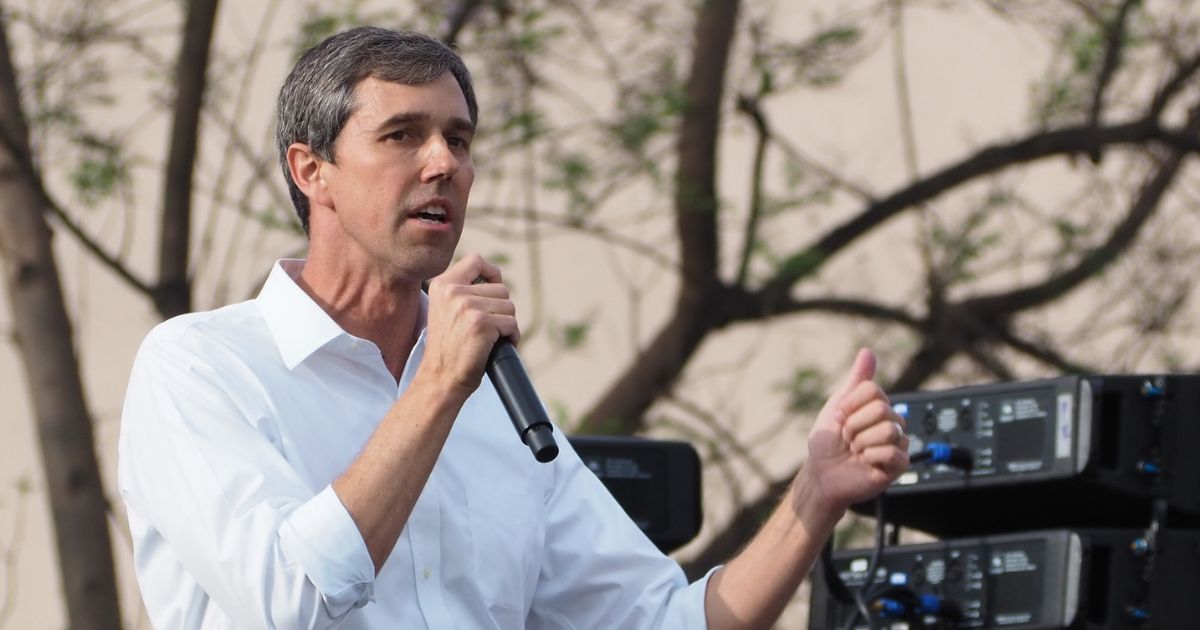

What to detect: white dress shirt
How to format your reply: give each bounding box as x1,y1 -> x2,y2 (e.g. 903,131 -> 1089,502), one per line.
118,260 -> 712,629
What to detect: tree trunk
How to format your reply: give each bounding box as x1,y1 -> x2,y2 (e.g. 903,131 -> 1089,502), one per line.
0,14 -> 122,630
580,0 -> 741,433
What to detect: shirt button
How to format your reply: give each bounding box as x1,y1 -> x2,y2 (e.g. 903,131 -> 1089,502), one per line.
423,567 -> 432,579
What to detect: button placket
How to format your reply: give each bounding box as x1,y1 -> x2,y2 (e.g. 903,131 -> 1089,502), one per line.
408,474 -> 454,628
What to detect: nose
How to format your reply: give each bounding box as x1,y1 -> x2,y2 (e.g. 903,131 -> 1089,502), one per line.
420,136 -> 460,183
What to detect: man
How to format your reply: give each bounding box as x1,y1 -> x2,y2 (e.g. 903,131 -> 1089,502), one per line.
119,27 -> 909,629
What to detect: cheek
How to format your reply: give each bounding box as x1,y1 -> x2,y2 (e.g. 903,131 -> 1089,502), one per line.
457,164 -> 475,198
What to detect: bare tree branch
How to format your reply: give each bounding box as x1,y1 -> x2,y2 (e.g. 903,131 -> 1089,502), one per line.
0,481 -> 28,628
663,394 -> 774,485
45,202 -> 155,295
675,0 -> 739,295
720,292 -> 923,330
0,66 -> 153,296
440,0 -> 484,47
577,0 -> 741,435
967,107 -> 1200,315
1086,0 -> 1140,162
759,117 -> 1200,307
1149,47 -> 1200,119
681,476 -> 790,580
773,134 -> 877,202
963,344 -> 1015,381
994,327 -> 1095,374
734,93 -> 769,287
197,0 -> 281,303
890,0 -> 920,177
468,205 -> 680,271
158,0 -> 220,318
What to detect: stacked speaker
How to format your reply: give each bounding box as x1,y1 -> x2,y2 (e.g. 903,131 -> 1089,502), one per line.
809,375 -> 1200,629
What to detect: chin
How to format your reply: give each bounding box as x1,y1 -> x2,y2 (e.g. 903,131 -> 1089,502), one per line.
405,249 -> 456,281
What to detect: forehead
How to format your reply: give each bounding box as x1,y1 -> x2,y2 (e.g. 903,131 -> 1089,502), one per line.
348,73 -> 470,126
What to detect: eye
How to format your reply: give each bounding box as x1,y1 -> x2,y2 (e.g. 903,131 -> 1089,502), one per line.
387,129 -> 413,143
447,134 -> 471,151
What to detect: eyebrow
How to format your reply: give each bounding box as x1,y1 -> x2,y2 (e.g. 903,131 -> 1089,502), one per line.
373,112 -> 476,135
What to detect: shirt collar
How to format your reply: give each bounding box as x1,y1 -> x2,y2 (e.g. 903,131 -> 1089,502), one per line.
256,259 -> 348,369
255,259 -> 432,371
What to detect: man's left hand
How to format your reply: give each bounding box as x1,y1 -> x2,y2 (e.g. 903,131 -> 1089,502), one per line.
800,348 -> 909,513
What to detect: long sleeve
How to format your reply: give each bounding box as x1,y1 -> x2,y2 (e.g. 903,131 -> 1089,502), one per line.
118,323 -> 376,629
526,436 -> 715,629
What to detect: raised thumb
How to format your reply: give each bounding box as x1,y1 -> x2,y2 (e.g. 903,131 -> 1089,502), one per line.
833,347 -> 876,399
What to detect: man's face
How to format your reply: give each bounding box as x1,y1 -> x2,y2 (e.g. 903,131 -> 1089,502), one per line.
319,72 -> 475,281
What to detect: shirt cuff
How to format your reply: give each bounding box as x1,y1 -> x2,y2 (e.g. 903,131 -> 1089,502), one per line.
279,485 -> 376,612
663,564 -> 721,628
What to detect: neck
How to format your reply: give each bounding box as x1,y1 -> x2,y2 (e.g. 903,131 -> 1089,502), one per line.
298,251 -> 424,380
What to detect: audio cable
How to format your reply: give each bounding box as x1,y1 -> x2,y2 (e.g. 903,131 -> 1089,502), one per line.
870,587 -> 964,625
821,441 -> 975,629
908,442 -> 973,470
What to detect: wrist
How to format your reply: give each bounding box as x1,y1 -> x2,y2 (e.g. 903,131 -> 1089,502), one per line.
410,365 -> 476,409
788,472 -> 847,538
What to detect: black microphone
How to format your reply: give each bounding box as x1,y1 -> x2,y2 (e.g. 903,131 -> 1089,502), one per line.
486,340 -> 559,462
472,278 -> 559,462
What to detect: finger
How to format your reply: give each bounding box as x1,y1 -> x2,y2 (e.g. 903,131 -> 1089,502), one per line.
466,282 -> 511,301
859,443 -> 910,476
467,294 -> 516,317
848,416 -> 904,453
837,380 -> 891,422
843,400 -> 902,445
480,309 -> 520,347
468,289 -> 519,345
437,253 -> 502,286
831,348 -> 876,402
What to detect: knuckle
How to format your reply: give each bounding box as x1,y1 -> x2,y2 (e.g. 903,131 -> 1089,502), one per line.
466,309 -> 488,328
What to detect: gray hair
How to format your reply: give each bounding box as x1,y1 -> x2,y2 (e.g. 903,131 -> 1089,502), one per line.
275,27 -> 478,234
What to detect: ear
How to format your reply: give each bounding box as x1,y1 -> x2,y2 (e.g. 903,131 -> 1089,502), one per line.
286,142 -> 333,208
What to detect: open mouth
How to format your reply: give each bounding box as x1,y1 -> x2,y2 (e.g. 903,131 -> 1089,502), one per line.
413,205 -> 448,224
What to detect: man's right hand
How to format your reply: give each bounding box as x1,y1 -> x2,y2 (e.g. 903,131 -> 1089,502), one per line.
419,253 -> 520,398
333,253 -> 519,574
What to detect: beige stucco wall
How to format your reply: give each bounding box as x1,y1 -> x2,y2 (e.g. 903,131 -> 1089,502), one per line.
0,2 -> 1118,628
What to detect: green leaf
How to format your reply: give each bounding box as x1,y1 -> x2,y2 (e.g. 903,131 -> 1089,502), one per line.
544,152 -> 594,219
613,111 -> 661,152
502,108 -> 545,145
784,24 -> 862,88
776,366 -> 827,413
292,1 -> 396,56
68,133 -> 128,207
547,399 -> 572,428
559,321 -> 590,349
776,248 -> 827,281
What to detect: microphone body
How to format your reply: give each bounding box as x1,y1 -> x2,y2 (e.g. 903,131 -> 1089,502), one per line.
486,339 -> 559,462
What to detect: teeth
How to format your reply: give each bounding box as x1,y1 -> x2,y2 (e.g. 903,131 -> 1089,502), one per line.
417,206 -> 446,217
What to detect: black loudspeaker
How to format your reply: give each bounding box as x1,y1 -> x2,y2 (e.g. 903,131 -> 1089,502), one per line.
852,375 -> 1200,536
569,435 -> 702,553
810,528 -> 1200,630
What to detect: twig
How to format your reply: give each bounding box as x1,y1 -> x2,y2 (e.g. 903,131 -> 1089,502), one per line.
1086,0 -> 1140,162
0,481 -> 29,628
734,94 -> 769,287
440,0 -> 484,47
197,0 -> 282,285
